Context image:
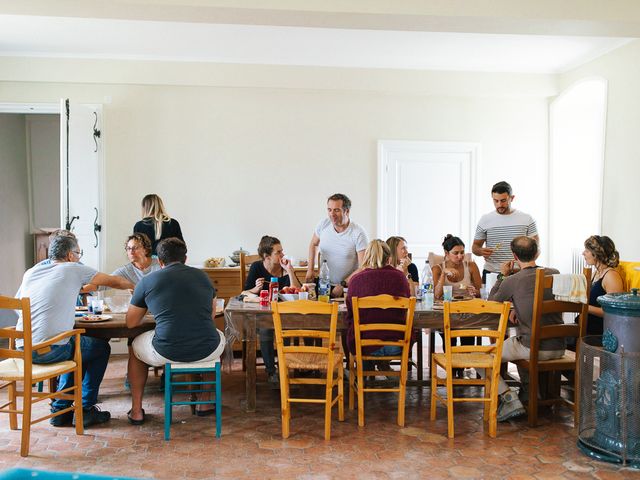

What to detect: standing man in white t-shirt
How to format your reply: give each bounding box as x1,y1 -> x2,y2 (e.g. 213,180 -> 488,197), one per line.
472,181 -> 539,282
305,193 -> 369,298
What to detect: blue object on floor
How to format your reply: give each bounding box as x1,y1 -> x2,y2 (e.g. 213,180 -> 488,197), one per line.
164,359 -> 221,440
0,468 -> 141,479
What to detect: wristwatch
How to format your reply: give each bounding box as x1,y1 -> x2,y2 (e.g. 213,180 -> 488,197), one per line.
497,273 -> 505,281
340,280 -> 348,288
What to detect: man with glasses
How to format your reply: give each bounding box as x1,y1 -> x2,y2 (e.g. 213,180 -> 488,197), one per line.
15,235 -> 134,428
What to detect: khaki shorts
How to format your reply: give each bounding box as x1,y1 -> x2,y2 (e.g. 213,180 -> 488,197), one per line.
132,329 -> 226,367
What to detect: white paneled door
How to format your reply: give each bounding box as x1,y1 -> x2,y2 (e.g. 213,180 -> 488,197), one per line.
60,99 -> 104,270
377,141 -> 479,269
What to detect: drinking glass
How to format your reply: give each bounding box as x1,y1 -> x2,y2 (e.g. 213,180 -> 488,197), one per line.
443,285 -> 453,302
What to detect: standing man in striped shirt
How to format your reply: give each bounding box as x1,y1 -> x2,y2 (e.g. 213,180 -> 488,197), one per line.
472,181 -> 539,282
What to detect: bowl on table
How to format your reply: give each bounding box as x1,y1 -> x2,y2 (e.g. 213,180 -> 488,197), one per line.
104,293 -> 132,313
279,293 -> 299,302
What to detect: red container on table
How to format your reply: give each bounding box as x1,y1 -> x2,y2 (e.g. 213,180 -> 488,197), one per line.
259,290 -> 270,307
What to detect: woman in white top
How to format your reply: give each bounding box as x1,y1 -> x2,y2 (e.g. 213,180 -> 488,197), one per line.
433,234 -> 481,300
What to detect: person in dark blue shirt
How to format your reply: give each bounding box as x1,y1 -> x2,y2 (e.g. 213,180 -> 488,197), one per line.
126,238 -> 224,424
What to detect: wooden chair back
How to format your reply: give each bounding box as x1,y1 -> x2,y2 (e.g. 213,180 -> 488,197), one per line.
239,252 -> 262,291
530,268 -> 591,351
351,294 -> 416,364
442,298 -> 511,363
0,297 -> 33,374
272,300 -> 340,360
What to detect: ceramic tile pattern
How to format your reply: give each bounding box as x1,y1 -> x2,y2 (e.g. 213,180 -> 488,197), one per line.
1,355 -> 639,479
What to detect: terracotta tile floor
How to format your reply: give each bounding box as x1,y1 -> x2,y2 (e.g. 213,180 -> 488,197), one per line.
1,355 -> 639,479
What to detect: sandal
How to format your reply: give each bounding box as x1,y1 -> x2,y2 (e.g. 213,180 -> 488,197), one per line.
127,408 -> 145,425
195,408 -> 216,417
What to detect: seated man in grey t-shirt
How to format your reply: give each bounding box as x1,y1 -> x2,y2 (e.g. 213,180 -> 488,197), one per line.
125,238 -> 225,424
487,236 -> 565,422
16,235 -> 134,428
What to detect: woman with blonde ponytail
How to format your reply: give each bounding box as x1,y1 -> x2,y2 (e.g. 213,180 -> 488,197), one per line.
344,239 -> 414,371
134,194 -> 184,255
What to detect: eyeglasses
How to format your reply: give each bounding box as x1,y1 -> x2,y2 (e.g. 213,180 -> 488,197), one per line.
72,249 -> 83,259
125,246 -> 141,252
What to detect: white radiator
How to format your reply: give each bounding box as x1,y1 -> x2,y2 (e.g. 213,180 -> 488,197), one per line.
571,248 -> 588,274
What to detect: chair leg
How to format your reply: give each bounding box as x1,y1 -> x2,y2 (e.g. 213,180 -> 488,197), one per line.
8,381 -> 18,430
324,369 -> 333,441
446,367 -> 455,438
348,354 -> 355,411
489,368 -> 500,438
215,362 -> 222,438
279,367 -> 290,438
483,368 -> 491,422
528,367 -> 539,427
357,361 -> 365,427
398,359 -> 407,427
20,383 -> 32,457
430,356 -> 437,421
338,365 -> 345,422
74,365 -> 84,436
164,364 -> 172,441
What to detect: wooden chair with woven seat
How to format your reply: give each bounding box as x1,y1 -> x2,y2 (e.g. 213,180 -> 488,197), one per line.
430,298 -> 511,438
0,296 -> 85,456
348,294 -> 417,427
271,299 -> 344,440
514,268 -> 591,427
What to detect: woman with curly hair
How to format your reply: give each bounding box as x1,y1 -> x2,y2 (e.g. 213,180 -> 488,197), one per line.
583,235 -> 624,336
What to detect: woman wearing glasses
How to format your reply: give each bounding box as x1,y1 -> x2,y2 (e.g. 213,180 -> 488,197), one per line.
582,235 -> 624,337
112,233 -> 161,285
134,194 -> 184,255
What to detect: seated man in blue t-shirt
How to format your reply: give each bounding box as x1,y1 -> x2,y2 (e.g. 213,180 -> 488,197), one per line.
125,237 -> 225,424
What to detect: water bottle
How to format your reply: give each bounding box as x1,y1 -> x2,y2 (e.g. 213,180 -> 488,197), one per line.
421,260 -> 434,294
318,260 -> 331,303
421,260 -> 434,308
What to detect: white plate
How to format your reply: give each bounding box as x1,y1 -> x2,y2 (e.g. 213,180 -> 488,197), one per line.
78,315 -> 112,322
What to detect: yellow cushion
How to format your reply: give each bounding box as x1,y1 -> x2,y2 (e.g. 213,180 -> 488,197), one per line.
619,261 -> 640,290
432,352 -> 495,369
0,358 -> 77,381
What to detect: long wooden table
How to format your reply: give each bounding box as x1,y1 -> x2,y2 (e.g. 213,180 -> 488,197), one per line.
224,298 -> 500,412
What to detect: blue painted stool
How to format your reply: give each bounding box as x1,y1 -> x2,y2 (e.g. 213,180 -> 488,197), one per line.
164,360 -> 221,440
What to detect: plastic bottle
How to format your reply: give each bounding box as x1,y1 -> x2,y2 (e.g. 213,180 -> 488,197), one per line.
268,277 -> 279,302
318,260 -> 331,303
421,260 -> 434,308
421,260 -> 434,293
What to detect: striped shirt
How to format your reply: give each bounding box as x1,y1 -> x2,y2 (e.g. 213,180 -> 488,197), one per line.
474,209 -> 538,273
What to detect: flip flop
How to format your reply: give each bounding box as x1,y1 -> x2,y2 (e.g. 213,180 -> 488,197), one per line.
127,408 -> 145,425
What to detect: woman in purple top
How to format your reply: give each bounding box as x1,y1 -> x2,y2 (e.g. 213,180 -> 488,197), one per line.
345,239 -> 411,366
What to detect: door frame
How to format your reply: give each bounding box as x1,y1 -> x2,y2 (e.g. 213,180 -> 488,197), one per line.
377,140 -> 480,244
0,101 -> 106,270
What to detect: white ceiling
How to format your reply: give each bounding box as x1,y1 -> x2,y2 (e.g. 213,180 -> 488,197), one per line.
0,14 -> 633,74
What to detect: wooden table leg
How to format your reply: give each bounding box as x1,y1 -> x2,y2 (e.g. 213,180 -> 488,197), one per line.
245,337 -> 257,412
417,330 -> 424,381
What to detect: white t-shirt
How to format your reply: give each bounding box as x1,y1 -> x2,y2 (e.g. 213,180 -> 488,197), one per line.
315,218 -> 369,284
16,262 -> 97,346
474,209 -> 538,273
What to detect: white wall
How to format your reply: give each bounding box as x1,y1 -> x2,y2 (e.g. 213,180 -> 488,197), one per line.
560,39 -> 640,260
0,114 -> 30,320
0,78 -> 550,273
